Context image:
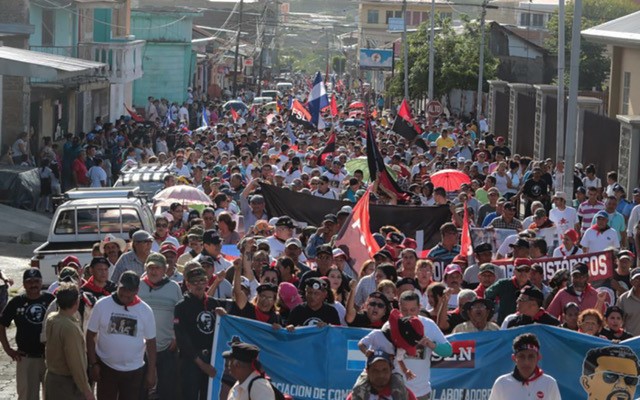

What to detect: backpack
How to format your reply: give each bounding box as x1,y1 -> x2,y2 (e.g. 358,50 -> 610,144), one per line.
248,375 -> 289,400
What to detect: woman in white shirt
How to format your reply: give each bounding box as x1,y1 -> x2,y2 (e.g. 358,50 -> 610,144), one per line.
492,161 -> 513,196
87,158 -> 107,187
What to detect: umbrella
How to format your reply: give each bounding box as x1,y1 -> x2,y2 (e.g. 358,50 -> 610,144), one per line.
153,185 -> 213,206
345,157 -> 398,183
222,100 -> 248,113
349,101 -> 365,109
261,101 -> 278,111
343,118 -> 364,127
430,169 -> 471,192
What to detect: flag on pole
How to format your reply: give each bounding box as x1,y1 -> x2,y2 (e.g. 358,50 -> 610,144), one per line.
230,108 -> 239,122
330,94 -> 338,117
285,121 -> 297,144
308,72 -> 330,129
124,104 -> 144,123
201,105 -> 209,128
318,131 -> 336,166
366,121 -> 411,203
460,202 -> 474,259
334,187 -> 380,273
391,99 -> 422,140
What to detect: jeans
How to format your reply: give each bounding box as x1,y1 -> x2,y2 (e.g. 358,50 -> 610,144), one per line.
151,348 -> 178,400
180,356 -> 209,400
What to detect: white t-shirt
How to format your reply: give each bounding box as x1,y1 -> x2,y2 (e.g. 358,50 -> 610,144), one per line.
580,227 -> 620,253
171,164 -> 192,178
489,372 -> 561,400
402,316 -> 449,396
87,166 -> 107,187
548,206 -> 577,238
87,295 -> 156,371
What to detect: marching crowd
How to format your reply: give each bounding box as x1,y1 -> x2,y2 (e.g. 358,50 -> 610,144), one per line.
2,81 -> 640,400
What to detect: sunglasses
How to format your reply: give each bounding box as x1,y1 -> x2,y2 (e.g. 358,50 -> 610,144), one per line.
592,371 -> 639,386
368,301 -> 386,309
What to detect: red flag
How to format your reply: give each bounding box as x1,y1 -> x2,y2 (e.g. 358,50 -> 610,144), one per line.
372,109 -> 378,119
460,202 -> 473,258
318,131 -> 336,166
334,188 -> 380,273
330,94 -> 338,117
391,99 -> 422,140
124,103 -> 144,123
230,108 -> 239,122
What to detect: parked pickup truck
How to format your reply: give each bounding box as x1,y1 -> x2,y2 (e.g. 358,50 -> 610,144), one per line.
31,187 -> 156,287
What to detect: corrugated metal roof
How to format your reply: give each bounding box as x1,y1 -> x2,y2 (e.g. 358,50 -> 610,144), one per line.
0,46 -> 107,79
582,10 -> 640,47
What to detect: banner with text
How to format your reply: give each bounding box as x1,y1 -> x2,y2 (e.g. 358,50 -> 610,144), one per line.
209,317 -> 640,400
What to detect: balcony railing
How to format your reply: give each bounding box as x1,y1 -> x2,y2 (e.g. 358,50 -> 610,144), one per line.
30,39 -> 145,84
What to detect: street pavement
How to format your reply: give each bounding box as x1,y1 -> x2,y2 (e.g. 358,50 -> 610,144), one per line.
0,242 -> 42,399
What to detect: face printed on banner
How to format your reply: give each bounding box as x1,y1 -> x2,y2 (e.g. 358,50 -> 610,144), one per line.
581,346 -> 640,400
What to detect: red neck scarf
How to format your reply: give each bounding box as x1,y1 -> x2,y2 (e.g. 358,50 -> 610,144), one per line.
112,293 -> 141,310
83,276 -> 111,297
254,305 -> 271,323
514,366 -> 544,386
154,232 -> 169,242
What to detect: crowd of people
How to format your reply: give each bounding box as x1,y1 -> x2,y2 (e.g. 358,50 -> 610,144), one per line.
2,79 -> 640,400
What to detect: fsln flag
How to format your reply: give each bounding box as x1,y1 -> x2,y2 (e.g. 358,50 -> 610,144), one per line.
334,187 -> 380,272
391,99 -> 422,140
318,131 -> 336,166
460,202 -> 474,258
366,121 -> 411,203
230,107 -> 239,122
308,72 -> 330,129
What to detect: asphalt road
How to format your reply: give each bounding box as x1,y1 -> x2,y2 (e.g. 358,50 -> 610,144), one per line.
0,242 -> 42,399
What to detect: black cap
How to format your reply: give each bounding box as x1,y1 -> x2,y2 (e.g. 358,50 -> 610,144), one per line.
374,249 -> 393,260
118,271 -> 140,290
256,283 -> 278,294
198,255 -> 215,266
367,350 -> 393,367
275,216 -> 294,229
386,232 -> 405,245
367,291 -> 391,309
222,342 -> 260,363
519,285 -> 543,304
571,263 -> 589,276
23,268 -> 42,281
474,243 -> 492,253
203,230 -> 222,245
322,214 -> 338,224
186,267 -> 207,281
90,257 -> 110,268
304,277 -> 327,291
316,244 -> 333,257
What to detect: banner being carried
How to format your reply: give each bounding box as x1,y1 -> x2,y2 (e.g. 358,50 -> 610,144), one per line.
209,316 -> 640,400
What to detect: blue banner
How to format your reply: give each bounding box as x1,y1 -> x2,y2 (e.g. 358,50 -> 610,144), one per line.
209,316 -> 640,400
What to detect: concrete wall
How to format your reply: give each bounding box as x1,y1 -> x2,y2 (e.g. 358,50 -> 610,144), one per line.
616,46 -> 640,116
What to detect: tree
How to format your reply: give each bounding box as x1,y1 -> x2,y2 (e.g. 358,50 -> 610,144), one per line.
388,16 -> 498,100
545,0 -> 640,90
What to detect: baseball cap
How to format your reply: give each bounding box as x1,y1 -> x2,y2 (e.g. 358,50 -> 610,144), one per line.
519,285 -> 543,304
322,214 -> 338,224
90,257 -> 110,268
23,268 -> 42,281
275,170 -> 286,178
285,238 -> 302,249
275,216 -> 295,229
613,183 -> 625,193
256,283 -> 278,294
367,350 -> 394,367
478,263 -> 497,275
474,243 -> 492,253
332,248 -> 346,259
160,243 -> 178,255
510,238 -> 530,249
316,244 -> 333,257
594,210 -> 609,220
373,249 -> 392,260
132,230 -> 153,242
62,255 -> 81,268
618,250 -> 635,260
571,262 -> 589,276
185,267 -> 207,282
203,230 -> 222,245
145,253 -> 167,268
386,232 -> 405,245
305,277 -> 327,291
514,258 -> 532,269
444,264 -> 463,276
552,191 -> 567,201
198,255 -> 215,266
278,282 -> 303,309
534,208 -> 547,218
631,267 -> 640,281
563,229 -> 579,243
118,271 -> 140,290
58,267 -> 79,283
633,188 -> 640,195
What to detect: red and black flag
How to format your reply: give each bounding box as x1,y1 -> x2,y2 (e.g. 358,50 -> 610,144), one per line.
318,131 -> 336,166
366,121 -> 411,203
124,103 -> 144,123
391,99 -> 422,140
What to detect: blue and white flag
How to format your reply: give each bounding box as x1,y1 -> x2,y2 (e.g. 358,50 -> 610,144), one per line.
201,105 -> 208,128
308,72 -> 329,129
285,121 -> 297,144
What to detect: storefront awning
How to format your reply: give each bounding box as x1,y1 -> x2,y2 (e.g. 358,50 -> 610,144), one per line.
0,46 -> 107,80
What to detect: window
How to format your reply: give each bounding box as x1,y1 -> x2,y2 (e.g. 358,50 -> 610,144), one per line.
367,10 -> 379,24
54,210 -> 76,235
395,10 -> 403,18
42,9 -> 55,46
532,14 -> 544,27
53,207 -> 142,235
412,11 -> 421,26
99,208 -> 141,233
386,11 -> 393,24
520,12 -> 544,27
623,72 -> 631,115
520,13 -> 530,26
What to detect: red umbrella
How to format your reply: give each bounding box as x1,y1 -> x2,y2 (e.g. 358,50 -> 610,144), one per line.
430,169 -> 471,192
349,101 -> 365,109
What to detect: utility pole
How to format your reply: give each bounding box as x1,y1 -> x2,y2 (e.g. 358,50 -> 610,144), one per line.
257,2 -> 268,96
556,0 -> 565,164
428,0 -> 435,101
401,0 -> 409,99
232,0 -> 244,99
476,0 -> 488,119
564,0 -> 582,197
